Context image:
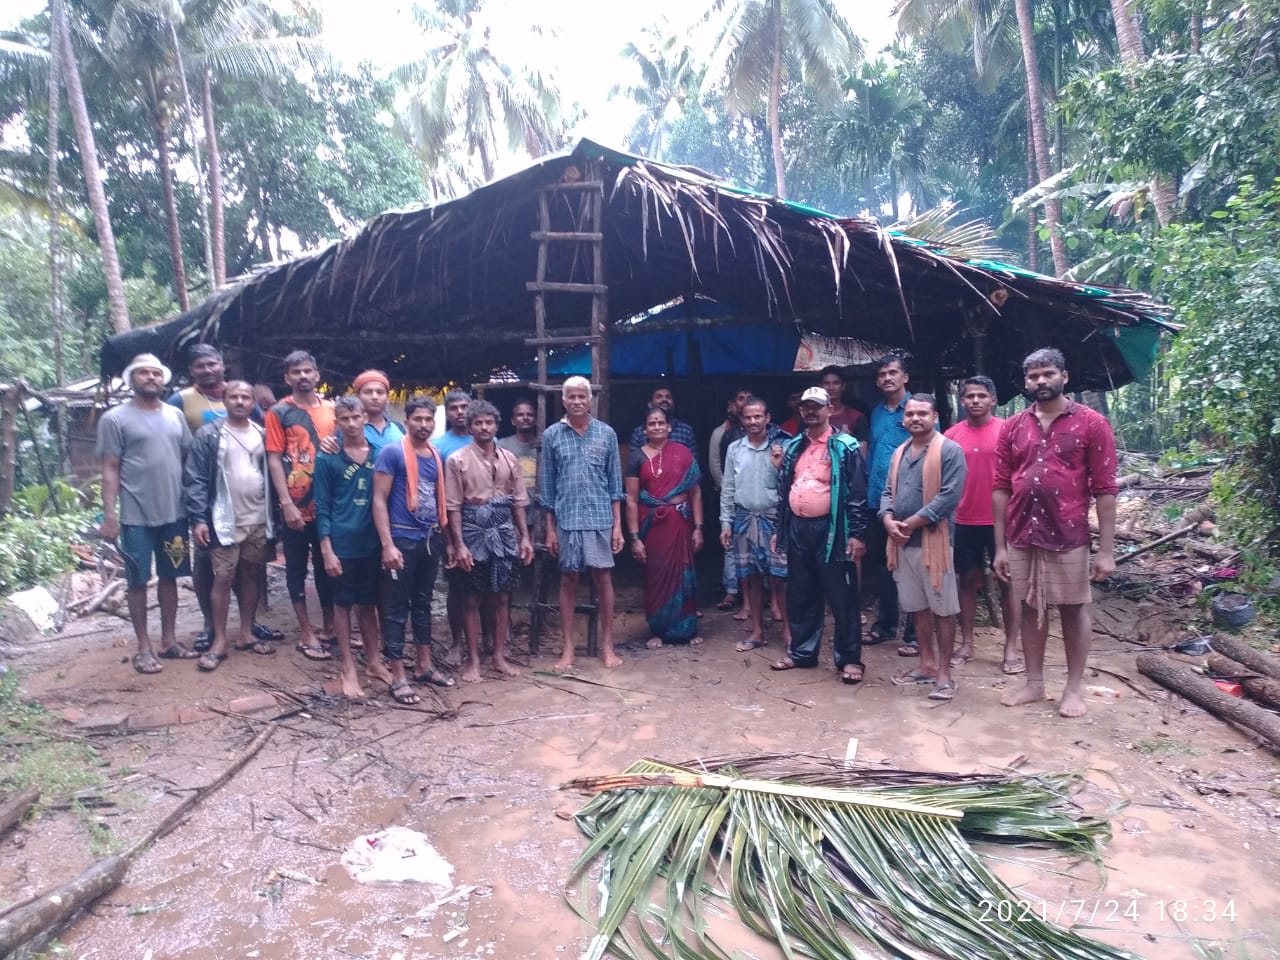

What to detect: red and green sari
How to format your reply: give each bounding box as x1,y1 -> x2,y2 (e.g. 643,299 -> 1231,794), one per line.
637,443 -> 701,643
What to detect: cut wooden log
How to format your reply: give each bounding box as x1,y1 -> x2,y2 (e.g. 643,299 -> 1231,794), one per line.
1116,523 -> 1198,564
1208,634 -> 1280,681
0,725 -> 275,954
0,786 -> 39,838
1205,653 -> 1280,711
1137,653 -> 1280,751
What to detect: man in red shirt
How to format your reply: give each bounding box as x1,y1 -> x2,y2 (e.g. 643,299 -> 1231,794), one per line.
943,376 -> 1021,673
993,349 -> 1118,718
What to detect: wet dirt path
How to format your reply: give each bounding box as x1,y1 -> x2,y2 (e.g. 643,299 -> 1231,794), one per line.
6,585 -> 1280,960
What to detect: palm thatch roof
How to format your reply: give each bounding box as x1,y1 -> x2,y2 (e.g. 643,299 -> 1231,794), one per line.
100,140 -> 1172,393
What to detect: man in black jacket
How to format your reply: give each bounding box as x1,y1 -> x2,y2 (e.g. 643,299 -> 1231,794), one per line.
769,387 -> 873,684
183,381 -> 275,672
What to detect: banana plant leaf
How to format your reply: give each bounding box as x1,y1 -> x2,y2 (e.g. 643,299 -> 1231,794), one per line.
564,755 -> 1143,960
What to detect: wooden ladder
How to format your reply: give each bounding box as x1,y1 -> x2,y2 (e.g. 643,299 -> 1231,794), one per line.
527,163 -> 610,656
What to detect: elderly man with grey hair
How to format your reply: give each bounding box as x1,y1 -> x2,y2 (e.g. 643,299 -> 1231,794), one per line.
538,376 -> 625,670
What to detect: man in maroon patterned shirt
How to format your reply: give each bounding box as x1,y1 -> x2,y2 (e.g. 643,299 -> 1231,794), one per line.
993,348 -> 1118,718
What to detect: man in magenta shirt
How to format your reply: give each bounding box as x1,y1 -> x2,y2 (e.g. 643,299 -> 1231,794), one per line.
993,349 -> 1118,719
943,376 -> 1021,674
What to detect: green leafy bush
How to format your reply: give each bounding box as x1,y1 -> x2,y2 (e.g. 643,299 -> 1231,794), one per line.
0,498 -> 98,594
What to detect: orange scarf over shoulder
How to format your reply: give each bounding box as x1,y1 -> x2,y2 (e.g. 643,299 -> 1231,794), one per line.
886,438 -> 951,591
402,437 -> 448,528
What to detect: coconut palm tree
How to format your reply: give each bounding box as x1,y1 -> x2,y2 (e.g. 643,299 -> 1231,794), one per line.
53,0 -> 131,332
699,0 -> 862,198
609,25 -> 701,159
393,0 -> 563,189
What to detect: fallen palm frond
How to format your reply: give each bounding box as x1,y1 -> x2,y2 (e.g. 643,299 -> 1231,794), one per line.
564,756 -> 1140,960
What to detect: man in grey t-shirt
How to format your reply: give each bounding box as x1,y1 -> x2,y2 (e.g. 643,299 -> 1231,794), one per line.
97,353 -> 196,674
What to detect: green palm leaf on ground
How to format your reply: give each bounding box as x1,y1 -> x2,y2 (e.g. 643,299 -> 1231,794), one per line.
564,755 -> 1142,960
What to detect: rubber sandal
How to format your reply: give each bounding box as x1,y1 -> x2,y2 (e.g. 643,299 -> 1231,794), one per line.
770,657 -> 798,671
893,669 -> 936,686
412,668 -> 456,688
389,680 -> 421,705
897,643 -> 920,658
841,664 -> 865,684
1002,658 -> 1026,675
295,642 -> 333,662
157,644 -> 199,660
193,630 -> 213,653
252,623 -> 285,642
234,639 -> 276,655
950,653 -> 972,667
735,638 -> 768,652
132,651 -> 163,674
716,596 -> 740,611
928,682 -> 958,701
198,652 -> 227,672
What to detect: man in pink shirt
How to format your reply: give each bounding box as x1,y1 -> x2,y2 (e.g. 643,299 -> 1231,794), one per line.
943,376 -> 1021,673
993,349 -> 1118,718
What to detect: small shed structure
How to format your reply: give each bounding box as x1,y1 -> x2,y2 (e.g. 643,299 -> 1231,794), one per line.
100,140 -> 1172,422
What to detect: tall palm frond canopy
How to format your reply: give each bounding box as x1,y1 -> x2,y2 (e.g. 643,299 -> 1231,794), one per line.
100,140 -> 1172,394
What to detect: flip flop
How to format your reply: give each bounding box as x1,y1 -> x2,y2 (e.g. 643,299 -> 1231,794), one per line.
716,596 -> 740,611
389,680 -> 421,705
897,643 -> 920,658
132,651 -> 163,674
252,623 -> 285,642
735,638 -> 768,652
198,652 -> 227,673
862,631 -> 890,646
893,669 -> 936,686
157,644 -> 200,660
1002,658 -> 1026,675
412,668 -> 456,688
841,664 -> 865,685
770,657 -> 798,671
234,639 -> 276,655
928,682 -> 958,701
949,653 -> 972,667
192,629 -> 213,653
295,642 -> 333,662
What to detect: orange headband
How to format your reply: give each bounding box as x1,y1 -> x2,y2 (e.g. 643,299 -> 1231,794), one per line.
352,369 -> 389,392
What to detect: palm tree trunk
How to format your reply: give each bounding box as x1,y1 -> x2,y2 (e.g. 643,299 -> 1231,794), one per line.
154,122 -> 190,311
53,0 -> 130,333
768,0 -> 786,198
1013,0 -> 1068,276
169,22 -> 215,292
1109,0 -> 1177,227
1025,114 -> 1039,273
46,0 -> 66,386
202,72 -> 226,286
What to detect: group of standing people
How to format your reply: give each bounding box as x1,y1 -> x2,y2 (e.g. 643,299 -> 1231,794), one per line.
97,342 -> 1116,717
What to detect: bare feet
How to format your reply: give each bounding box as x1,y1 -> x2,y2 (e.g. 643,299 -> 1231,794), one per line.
491,655 -> 520,677
366,658 -> 394,687
339,665 -> 364,699
601,648 -> 623,669
461,659 -> 482,683
1058,687 -> 1088,718
646,637 -> 664,649
771,605 -> 783,622
733,608 -> 750,622
1001,680 -> 1047,707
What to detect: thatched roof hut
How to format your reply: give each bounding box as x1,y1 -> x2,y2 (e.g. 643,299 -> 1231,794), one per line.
100,140 -> 1171,398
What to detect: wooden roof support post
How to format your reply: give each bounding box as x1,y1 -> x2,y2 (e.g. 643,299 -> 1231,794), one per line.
535,191 -> 550,434
0,383 -> 22,518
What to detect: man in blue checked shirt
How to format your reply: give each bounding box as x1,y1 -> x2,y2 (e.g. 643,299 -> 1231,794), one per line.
541,377 -> 626,671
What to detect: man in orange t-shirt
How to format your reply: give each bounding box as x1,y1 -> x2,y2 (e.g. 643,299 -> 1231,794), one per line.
265,350 -> 337,660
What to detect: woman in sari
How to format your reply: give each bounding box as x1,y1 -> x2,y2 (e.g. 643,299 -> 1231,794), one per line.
625,406 -> 704,647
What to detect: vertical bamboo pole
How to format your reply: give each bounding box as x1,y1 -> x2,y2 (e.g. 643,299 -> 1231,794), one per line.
536,192 -> 550,434
589,162 -> 609,423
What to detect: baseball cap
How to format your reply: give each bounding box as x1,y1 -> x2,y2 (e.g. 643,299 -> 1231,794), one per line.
799,386 -> 830,406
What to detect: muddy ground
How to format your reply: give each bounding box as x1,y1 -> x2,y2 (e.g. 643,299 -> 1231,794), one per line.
3,561 -> 1279,960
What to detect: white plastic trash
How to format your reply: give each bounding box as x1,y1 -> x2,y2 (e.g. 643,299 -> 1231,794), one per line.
341,827 -> 454,888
